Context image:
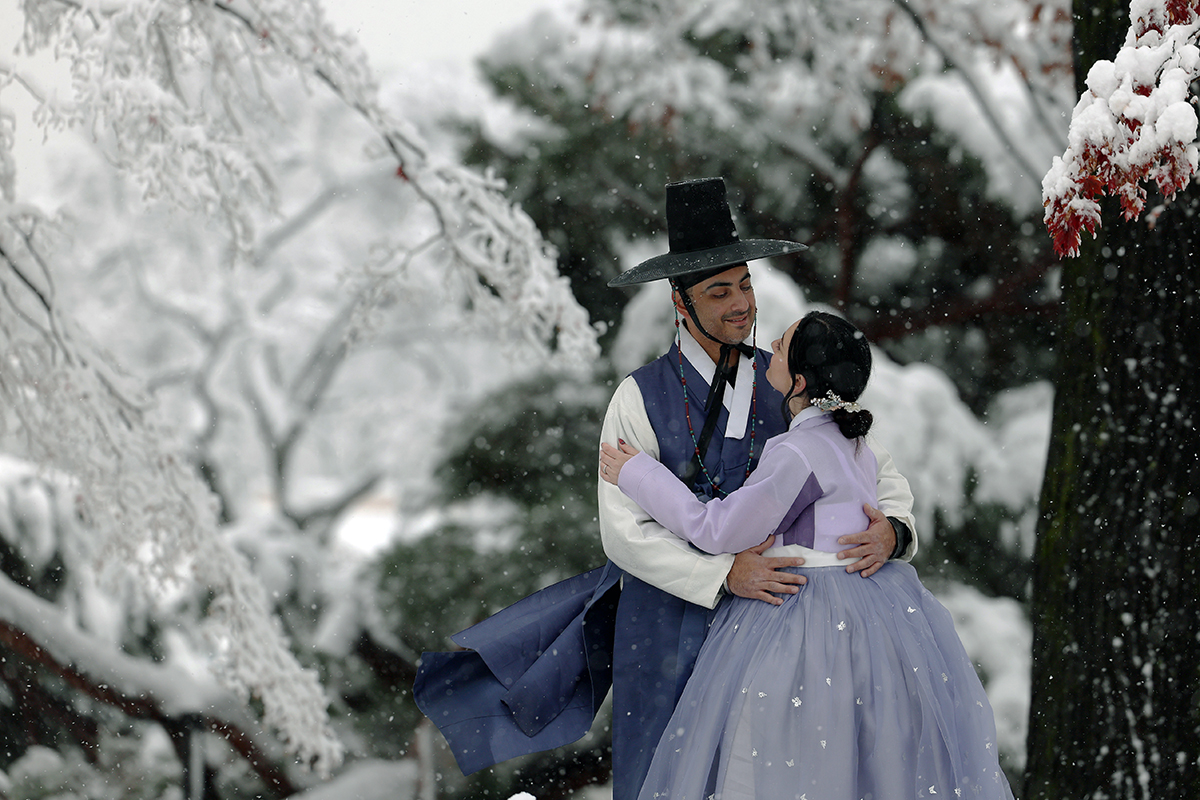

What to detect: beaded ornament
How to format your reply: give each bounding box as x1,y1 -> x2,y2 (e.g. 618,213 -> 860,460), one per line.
675,312 -> 758,498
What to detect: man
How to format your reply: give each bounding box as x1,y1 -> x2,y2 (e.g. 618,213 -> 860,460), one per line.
599,177 -> 917,800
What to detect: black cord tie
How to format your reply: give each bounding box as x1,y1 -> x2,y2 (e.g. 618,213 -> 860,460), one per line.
685,343 -> 741,485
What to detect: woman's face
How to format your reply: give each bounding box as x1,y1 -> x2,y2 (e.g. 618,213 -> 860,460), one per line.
766,319 -> 802,396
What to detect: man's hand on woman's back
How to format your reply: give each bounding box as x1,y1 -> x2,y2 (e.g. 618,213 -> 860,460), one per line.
727,535 -> 806,606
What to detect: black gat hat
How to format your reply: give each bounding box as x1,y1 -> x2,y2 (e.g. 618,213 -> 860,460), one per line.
608,177 -> 806,288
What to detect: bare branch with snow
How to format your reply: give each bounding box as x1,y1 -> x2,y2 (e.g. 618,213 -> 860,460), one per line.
0,0 -> 598,778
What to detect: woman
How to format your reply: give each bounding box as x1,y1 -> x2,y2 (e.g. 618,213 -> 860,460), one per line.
600,311 -> 1014,800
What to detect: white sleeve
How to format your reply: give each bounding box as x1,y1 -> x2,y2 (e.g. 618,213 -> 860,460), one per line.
598,377 -> 733,610
867,435 -> 919,561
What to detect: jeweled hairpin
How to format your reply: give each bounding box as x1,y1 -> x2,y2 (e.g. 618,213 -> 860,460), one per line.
815,391 -> 860,413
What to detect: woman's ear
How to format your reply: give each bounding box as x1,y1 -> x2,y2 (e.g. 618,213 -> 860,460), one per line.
793,374 -> 807,396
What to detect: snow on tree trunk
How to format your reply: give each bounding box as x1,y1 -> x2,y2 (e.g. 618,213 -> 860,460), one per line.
1027,3 -> 1200,798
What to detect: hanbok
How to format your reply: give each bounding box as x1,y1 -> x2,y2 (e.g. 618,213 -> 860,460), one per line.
615,407 -> 1015,800
635,561 -> 1013,800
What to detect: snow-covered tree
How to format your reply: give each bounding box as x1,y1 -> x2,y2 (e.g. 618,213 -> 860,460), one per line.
426,0 -> 1077,788
442,2 -> 1063,709
0,0 -> 1096,796
1027,2 -> 1200,798
0,0 -> 597,793
371,371 -> 614,799
464,0 -> 1074,411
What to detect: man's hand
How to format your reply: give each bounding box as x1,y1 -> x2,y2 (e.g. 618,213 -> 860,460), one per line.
837,504 -> 896,578
727,535 -> 806,606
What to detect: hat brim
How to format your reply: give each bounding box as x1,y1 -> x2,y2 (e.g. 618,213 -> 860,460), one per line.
609,239 -> 807,287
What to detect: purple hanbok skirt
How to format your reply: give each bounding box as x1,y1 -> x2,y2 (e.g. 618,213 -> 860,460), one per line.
636,561 -> 1015,800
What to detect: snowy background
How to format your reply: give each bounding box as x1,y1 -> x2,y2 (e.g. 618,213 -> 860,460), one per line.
0,0 -> 1114,797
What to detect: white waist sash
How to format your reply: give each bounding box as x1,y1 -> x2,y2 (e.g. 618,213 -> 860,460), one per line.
763,544 -> 852,568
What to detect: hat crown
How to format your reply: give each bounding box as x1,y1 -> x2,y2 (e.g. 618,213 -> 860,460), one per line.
666,178 -> 740,254
606,176 -> 806,288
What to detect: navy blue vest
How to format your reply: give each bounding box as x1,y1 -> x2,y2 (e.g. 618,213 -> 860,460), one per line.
634,342 -> 787,496
611,343 -> 787,800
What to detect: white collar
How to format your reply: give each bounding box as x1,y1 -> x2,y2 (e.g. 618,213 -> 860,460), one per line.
678,327 -> 755,440
788,405 -> 829,430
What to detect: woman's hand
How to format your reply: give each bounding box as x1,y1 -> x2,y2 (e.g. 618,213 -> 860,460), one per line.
599,439 -> 640,485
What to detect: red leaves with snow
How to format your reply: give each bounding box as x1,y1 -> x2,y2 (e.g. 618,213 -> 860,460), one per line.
1042,0 -> 1200,258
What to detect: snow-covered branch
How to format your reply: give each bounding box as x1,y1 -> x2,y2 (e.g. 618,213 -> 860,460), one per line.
0,205 -> 344,774
2,0 -> 603,776
1042,0 -> 1200,257
0,569 -> 300,794
17,0 -> 597,368
892,0 -> 1058,188
205,0 -> 599,368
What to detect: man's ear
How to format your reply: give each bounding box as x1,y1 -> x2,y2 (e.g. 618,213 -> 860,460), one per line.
672,289 -> 689,318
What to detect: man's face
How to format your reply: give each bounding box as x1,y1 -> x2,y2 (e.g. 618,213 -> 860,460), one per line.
675,265 -> 756,346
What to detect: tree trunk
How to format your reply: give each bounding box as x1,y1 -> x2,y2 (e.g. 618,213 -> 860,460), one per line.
1023,3 -> 1200,798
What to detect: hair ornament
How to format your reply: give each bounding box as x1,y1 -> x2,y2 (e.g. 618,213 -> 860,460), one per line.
815,391 -> 861,413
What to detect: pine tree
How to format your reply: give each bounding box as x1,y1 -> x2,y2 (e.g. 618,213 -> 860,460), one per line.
466,0 -> 1072,414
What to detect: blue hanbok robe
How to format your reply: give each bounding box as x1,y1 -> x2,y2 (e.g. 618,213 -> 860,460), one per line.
413,562 -> 622,775
413,345 -> 784,788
